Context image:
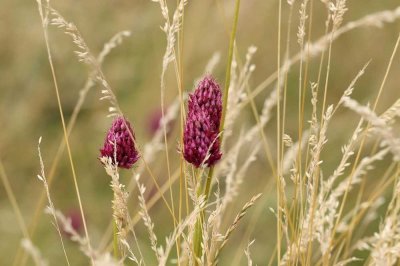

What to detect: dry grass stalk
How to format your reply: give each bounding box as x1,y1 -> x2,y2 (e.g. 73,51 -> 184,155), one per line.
213,193 -> 262,264
100,156 -> 131,258
224,46 -> 258,143
49,7 -> 121,117
21,239 -> 47,266
53,210 -> 122,266
244,240 -> 255,266
135,174 -> 160,263
379,99 -> 400,126
36,137 -> 71,265
343,97 -> 400,160
158,196 -> 206,266
357,169 -> 400,265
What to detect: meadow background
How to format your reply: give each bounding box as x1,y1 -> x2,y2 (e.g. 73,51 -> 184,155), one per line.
1,0 -> 400,265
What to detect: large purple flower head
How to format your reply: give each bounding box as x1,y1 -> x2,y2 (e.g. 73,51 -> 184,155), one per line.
100,116 -> 139,169
183,76 -> 222,167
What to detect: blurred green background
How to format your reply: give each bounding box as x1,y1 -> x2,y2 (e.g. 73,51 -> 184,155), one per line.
1,0 -> 400,265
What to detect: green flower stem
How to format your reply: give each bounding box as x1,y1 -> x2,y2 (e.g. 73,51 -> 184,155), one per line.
113,220 -> 119,261
193,0 -> 241,263
193,168 -> 204,263
193,215 -> 203,263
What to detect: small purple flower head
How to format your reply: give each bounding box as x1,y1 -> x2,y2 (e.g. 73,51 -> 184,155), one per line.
148,109 -> 163,135
100,116 -> 139,169
189,75 -> 222,130
183,76 -> 222,168
61,209 -> 83,238
68,209 -> 82,231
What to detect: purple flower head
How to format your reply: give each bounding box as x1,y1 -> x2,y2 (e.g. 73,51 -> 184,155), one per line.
189,75 -> 222,131
100,116 -> 139,169
183,76 -> 222,167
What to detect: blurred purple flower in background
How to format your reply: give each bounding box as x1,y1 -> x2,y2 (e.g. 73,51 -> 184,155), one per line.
147,108 -> 175,137
62,209 -> 82,237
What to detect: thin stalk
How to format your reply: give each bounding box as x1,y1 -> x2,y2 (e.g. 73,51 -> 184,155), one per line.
220,0 -> 241,141
276,0 -> 283,263
0,161 -> 29,240
172,0 -> 186,260
158,1 -> 179,247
